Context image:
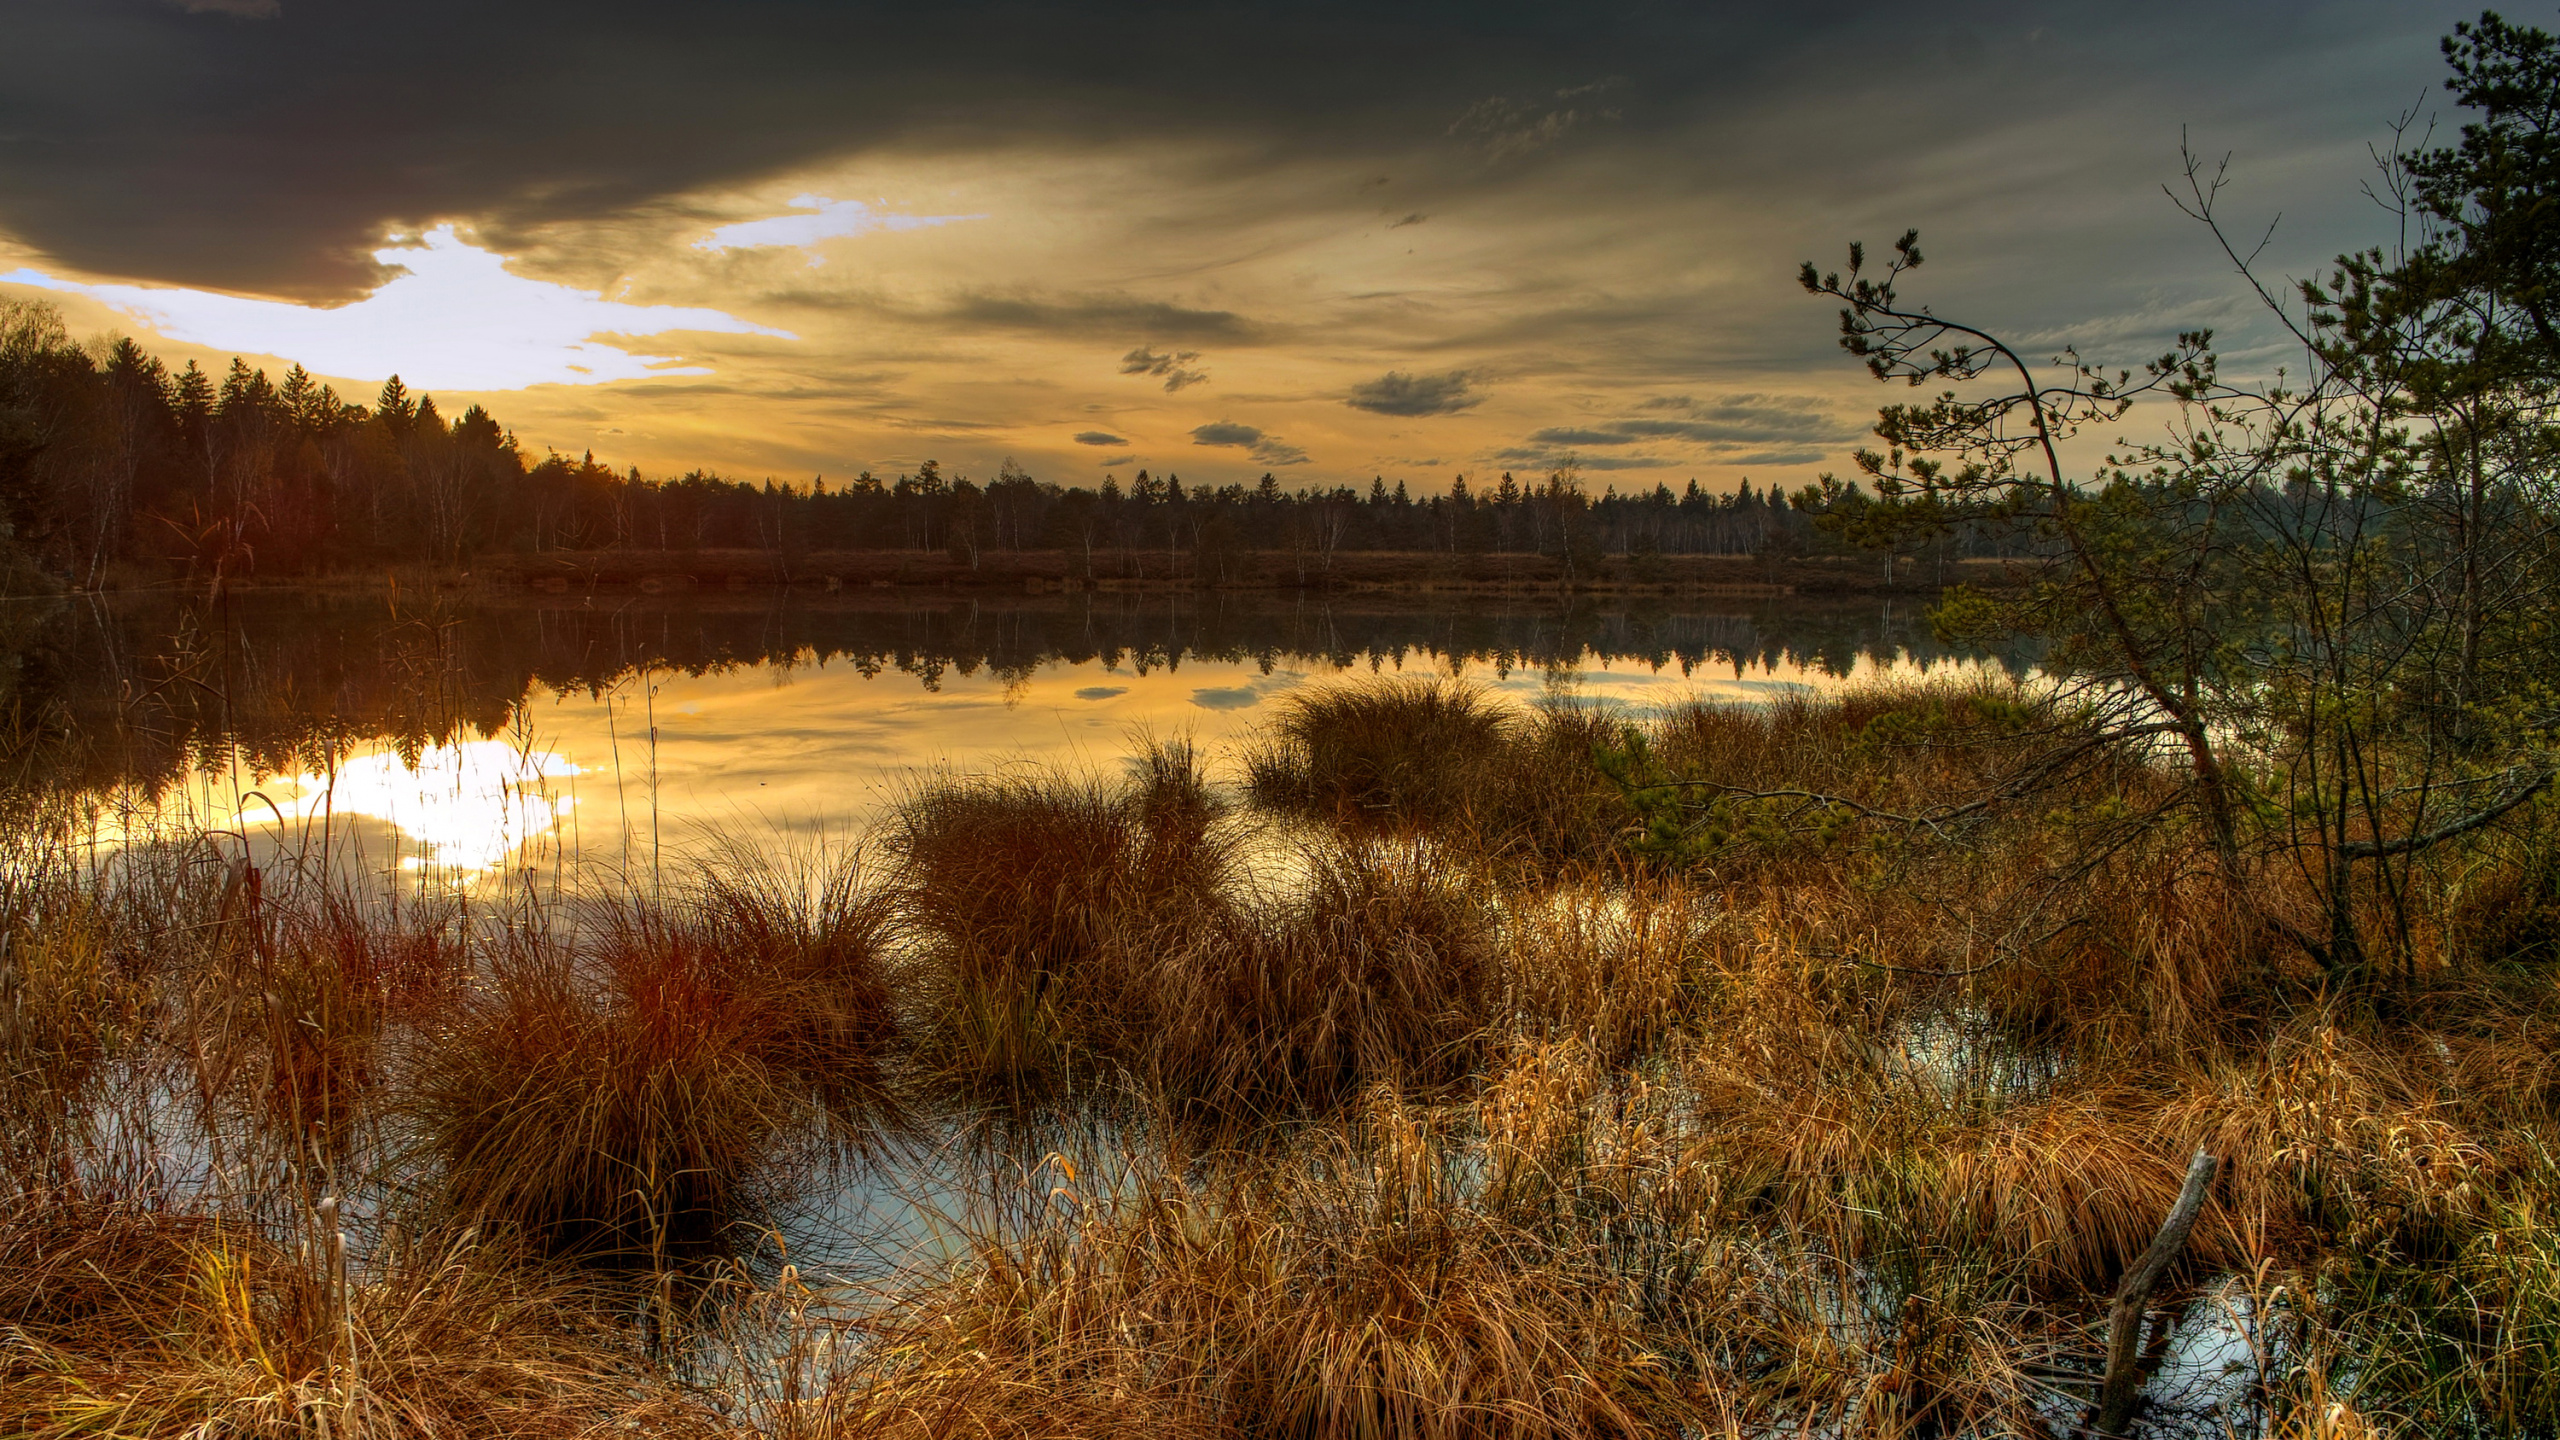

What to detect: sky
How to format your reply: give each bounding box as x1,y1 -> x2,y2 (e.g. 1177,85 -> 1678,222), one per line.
0,0 -> 2498,495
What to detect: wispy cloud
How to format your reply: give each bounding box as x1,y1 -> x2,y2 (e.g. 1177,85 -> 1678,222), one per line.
1491,447 -> 1680,471
948,294 -> 1257,342
1073,430 -> 1127,446
1526,394 -> 1861,449
5,226 -> 790,390
1448,78 -> 1625,161
696,195 -> 981,263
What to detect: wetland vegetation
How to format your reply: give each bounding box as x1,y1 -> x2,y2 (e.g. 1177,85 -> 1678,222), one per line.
7,669 -> 2560,1438
10,12 -> 2560,1436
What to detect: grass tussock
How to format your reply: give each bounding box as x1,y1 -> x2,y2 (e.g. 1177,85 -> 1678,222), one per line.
890,741 -> 1231,1091
1248,678 -> 1514,825
1246,679 -> 1632,863
1147,840 -> 1500,1117
413,853 -> 901,1260
803,1112 -> 1673,1440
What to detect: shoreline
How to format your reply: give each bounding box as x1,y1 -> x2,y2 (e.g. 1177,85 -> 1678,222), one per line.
21,549 -> 2012,601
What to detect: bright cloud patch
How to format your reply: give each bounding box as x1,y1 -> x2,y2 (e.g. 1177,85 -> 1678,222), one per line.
696,195 -> 982,261
3,226 -> 791,391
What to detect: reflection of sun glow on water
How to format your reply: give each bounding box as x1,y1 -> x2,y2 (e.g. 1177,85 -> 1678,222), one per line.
253,741 -> 582,875
82,642 -> 2001,889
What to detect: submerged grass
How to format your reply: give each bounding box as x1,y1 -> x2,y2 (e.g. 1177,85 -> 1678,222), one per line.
3,672 -> 2557,1436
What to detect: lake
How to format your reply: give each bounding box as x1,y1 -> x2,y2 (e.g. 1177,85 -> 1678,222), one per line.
3,587 -> 2017,886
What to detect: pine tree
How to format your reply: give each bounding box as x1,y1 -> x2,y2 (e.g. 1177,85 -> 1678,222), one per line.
375,375 -> 416,435
173,361 -> 213,428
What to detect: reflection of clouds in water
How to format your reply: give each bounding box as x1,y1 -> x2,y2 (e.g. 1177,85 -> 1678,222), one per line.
1497,652 -> 2000,715
1073,686 -> 1129,701
1189,673 -> 1304,712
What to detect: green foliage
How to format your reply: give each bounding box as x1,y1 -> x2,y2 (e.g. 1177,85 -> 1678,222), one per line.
1795,20 -> 2560,989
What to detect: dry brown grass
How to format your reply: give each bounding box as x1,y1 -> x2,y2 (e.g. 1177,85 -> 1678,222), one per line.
1246,677 -> 1515,826
5,671 -> 2559,1436
1145,839 -> 1501,1119
889,742 -> 1233,1092
795,1112 -> 1678,1439
411,855 -> 902,1261
1243,679 -> 1635,865
0,1189 -> 714,1438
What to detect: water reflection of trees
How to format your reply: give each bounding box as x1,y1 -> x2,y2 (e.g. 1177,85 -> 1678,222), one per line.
2,591 -> 2029,798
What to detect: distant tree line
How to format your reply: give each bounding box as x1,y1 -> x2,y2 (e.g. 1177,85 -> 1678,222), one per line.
0,303 -> 2029,587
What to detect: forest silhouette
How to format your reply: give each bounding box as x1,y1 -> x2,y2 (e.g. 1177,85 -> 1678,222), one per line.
0,319 -> 2017,590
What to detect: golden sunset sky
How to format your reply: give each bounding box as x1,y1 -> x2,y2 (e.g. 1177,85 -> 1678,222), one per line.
0,0 -> 2483,494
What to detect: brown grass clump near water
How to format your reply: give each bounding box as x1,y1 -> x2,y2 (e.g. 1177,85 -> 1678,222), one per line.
788,1101 -> 1676,1440
1247,677 -> 1514,825
1145,839 -> 1501,1118
889,739 -> 1506,1121
888,740 -> 1233,1090
1244,679 -> 1629,862
412,854 -> 902,1260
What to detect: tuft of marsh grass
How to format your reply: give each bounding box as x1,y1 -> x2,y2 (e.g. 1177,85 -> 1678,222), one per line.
797,1114 -> 1677,1440
888,741 -> 1232,1094
1246,677 -> 1514,829
1146,839 -> 1500,1120
412,853 -> 902,1262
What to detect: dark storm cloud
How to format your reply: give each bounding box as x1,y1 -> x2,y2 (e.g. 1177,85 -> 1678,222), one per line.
1346,369 -> 1480,416
1073,430 -> 1127,445
0,1 -> 2476,299
0,0 -> 1731,295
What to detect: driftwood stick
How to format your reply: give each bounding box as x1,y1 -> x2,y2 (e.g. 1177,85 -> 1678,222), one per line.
2092,1148 -> 2218,1436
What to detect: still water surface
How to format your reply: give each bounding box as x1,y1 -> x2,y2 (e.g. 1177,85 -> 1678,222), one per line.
6,588 -> 2016,883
